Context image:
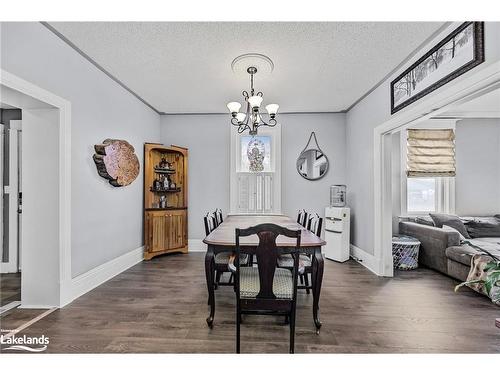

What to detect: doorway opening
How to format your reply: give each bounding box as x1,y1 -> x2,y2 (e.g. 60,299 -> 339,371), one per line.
374,62 -> 500,277
0,70 -> 71,309
1,105 -> 22,313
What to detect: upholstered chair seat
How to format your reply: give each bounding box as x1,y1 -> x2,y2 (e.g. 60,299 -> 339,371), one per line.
277,254 -> 311,268
239,267 -> 293,299
215,252 -> 249,265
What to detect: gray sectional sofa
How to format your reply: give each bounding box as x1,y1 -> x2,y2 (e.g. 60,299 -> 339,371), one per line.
399,216 -> 500,282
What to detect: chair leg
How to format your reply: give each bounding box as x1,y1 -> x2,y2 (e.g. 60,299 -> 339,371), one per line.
236,307 -> 241,353
289,308 -> 296,354
304,273 -> 310,294
299,274 -> 304,286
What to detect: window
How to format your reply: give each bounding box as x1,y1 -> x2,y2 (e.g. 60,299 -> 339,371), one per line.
406,177 -> 437,213
404,176 -> 454,215
230,126 -> 281,214
240,135 -> 271,172
401,122 -> 455,215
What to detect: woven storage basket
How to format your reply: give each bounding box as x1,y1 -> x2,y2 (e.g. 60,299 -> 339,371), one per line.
392,235 -> 420,270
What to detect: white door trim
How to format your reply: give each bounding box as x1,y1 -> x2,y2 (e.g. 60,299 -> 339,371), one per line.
0,69 -> 72,307
373,61 -> 500,276
1,121 -> 22,273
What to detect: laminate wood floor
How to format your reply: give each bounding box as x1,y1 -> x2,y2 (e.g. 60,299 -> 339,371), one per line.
0,272 -> 21,306
1,308 -> 48,331
1,253 -> 499,353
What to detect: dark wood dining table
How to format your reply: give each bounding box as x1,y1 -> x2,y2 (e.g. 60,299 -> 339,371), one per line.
203,214 -> 326,332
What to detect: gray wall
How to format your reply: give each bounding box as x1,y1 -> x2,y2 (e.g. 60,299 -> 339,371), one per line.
160,113 -> 346,241
346,22 -> 500,254
281,113 -> 346,229
1,22 -> 161,277
455,118 -> 500,216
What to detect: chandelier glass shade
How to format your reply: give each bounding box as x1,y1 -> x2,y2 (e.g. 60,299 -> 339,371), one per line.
227,66 -> 279,135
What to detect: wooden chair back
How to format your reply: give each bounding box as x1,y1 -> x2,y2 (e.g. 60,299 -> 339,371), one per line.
307,213 -> 323,237
213,208 -> 223,227
204,212 -> 217,236
235,223 -> 301,300
296,209 -> 308,227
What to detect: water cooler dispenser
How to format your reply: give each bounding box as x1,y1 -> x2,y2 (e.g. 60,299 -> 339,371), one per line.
324,207 -> 351,262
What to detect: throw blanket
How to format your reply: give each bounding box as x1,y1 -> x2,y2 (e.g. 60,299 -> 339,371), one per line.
466,254 -> 500,306
468,238 -> 500,257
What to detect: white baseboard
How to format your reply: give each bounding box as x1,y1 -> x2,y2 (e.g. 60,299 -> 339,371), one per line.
0,262 -> 19,274
19,304 -> 58,309
66,246 -> 144,306
350,244 -> 380,275
0,300 -> 21,314
188,239 -> 207,252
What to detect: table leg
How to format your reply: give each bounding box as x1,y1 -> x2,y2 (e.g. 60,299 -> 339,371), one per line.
312,248 -> 324,334
205,246 -> 215,328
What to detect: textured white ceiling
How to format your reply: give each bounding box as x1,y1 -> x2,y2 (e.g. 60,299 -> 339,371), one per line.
49,22 -> 445,113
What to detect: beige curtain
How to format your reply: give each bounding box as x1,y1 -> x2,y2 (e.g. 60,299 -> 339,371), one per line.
406,129 -> 455,177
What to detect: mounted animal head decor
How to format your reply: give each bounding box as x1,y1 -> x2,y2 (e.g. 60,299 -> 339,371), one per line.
93,139 -> 140,187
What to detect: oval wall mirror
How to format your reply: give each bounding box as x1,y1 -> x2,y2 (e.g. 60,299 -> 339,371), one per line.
296,132 -> 329,180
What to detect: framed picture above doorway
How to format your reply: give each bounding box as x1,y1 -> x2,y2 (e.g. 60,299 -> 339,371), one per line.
391,22 -> 485,114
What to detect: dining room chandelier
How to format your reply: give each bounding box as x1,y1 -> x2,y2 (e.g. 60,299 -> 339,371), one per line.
226,66 -> 279,135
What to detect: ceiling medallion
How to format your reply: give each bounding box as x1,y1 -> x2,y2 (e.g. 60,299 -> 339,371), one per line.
227,54 -> 279,136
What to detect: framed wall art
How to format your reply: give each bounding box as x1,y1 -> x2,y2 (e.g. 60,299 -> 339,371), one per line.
391,22 -> 484,114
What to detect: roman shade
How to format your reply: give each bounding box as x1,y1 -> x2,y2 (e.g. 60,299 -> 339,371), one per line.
406,129 -> 456,177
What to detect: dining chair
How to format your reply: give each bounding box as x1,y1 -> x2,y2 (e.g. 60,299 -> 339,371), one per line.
233,223 -> 301,354
204,212 -> 248,291
213,208 -> 224,227
302,214 -> 323,291
278,213 -> 322,294
204,212 -> 217,237
296,209 -> 308,227
307,213 -> 323,237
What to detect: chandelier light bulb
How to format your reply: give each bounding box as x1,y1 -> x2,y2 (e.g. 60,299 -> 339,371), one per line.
248,95 -> 263,109
265,104 -> 279,117
227,101 -> 242,114
236,112 -> 246,123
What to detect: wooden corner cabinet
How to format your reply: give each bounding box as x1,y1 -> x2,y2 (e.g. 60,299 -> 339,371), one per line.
144,143 -> 188,260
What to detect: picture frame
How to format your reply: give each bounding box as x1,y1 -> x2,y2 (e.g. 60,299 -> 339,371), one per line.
390,22 -> 485,114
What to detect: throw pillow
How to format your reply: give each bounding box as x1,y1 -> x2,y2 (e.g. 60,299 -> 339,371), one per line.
429,213 -> 471,239
465,216 -> 500,238
443,225 -> 466,242
415,216 -> 435,227
399,216 -> 435,226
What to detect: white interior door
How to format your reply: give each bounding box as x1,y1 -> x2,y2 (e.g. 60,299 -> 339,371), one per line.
0,123 -> 4,270
0,120 -> 21,274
